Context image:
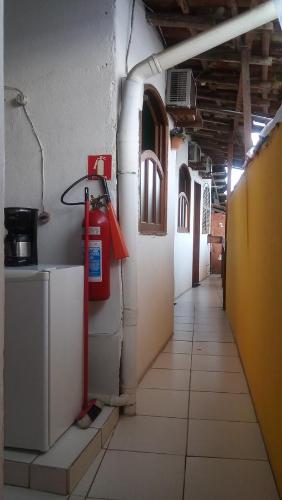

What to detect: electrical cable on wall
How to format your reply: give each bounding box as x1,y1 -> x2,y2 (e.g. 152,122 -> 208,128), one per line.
4,85 -> 50,224
125,0 -> 136,74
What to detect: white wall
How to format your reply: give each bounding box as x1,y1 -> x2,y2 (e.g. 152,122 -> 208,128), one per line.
115,0 -> 174,381
0,0 -> 4,491
174,141 -> 211,298
4,0 -> 122,396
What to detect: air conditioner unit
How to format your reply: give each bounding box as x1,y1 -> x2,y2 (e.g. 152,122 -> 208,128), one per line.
188,142 -> 201,163
166,69 -> 197,108
201,155 -> 213,174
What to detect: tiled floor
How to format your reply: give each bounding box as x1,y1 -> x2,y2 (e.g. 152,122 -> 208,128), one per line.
5,276 -> 280,500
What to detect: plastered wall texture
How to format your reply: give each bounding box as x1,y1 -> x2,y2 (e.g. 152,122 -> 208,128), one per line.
4,0 -> 122,395
226,125 -> 282,496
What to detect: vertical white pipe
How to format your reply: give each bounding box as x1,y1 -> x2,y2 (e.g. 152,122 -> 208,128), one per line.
118,0 -> 278,412
0,0 -> 4,490
118,79 -> 144,413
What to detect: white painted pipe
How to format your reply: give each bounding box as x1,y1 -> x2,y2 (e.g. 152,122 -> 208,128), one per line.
94,392 -> 130,407
118,0 -> 278,412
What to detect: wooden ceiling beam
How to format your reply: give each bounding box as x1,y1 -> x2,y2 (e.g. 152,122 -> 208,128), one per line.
227,0 -> 241,51
262,30 -> 271,114
146,13 -> 211,30
198,93 -> 272,107
176,0 -> 190,14
199,78 -> 272,91
202,122 -> 231,133
191,51 -> 273,65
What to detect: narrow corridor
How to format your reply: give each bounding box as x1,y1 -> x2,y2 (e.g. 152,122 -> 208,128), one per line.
4,277 -> 280,500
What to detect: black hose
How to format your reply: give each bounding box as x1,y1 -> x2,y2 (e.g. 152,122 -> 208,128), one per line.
60,175 -> 89,205
60,174 -> 108,206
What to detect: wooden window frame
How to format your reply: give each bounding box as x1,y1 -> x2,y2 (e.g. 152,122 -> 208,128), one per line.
139,85 -> 168,236
177,164 -> 191,233
140,150 -> 164,233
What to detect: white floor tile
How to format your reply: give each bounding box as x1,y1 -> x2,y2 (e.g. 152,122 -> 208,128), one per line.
136,388 -> 189,418
187,420 -> 267,459
32,427 -> 100,468
172,331 -> 193,341
91,407 -> 119,446
174,316 -> 194,324
139,368 -> 190,390
173,323 -> 194,331
184,457 -> 280,500
152,352 -> 191,370
189,392 -> 256,422
193,332 -> 234,342
109,415 -> 187,455
191,355 -> 242,373
71,449 -> 105,497
4,449 -> 38,464
194,319 -> 230,326
163,340 -> 192,354
194,325 -> 232,334
193,341 -> 238,356
190,371 -> 249,393
4,485 -> 67,499
89,450 -> 185,500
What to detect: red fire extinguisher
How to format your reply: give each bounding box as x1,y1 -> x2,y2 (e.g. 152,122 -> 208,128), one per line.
82,196 -> 110,301
61,174 -> 129,302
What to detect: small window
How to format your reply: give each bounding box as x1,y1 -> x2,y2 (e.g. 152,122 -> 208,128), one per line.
139,85 -> 168,235
140,150 -> 164,227
178,165 -> 191,232
202,184 -> 211,234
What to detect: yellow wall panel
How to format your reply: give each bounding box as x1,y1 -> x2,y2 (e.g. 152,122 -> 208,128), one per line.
227,124 -> 282,496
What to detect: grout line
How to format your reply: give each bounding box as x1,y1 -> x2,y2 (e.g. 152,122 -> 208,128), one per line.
188,416 -> 258,423
186,454 -> 268,462
189,389 -> 249,395
181,302 -> 195,500
191,369 -> 243,374
139,386 -> 189,392
150,367 -> 190,371
136,413 -> 188,420
106,447 -> 186,457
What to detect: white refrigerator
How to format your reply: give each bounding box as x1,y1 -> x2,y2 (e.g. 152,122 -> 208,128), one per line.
4,265 -> 83,452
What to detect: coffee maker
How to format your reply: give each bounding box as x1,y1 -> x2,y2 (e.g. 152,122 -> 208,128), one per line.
4,208 -> 38,266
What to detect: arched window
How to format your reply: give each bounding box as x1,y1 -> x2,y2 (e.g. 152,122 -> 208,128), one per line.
202,184 -> 211,234
140,85 -> 168,235
178,164 -> 191,232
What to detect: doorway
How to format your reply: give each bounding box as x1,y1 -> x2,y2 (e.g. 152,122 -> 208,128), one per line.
192,182 -> 201,287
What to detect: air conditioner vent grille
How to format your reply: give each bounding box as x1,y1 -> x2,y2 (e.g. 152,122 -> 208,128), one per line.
166,69 -> 197,108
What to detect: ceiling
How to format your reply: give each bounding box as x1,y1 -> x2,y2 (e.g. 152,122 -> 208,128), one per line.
143,0 -> 282,208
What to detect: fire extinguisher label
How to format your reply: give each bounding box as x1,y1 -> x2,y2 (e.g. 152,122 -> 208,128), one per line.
89,226 -> 101,236
89,241 -> 102,282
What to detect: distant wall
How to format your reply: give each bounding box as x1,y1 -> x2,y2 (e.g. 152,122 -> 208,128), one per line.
174,143 -> 211,299
210,212 -> 225,274
226,124 -> 282,496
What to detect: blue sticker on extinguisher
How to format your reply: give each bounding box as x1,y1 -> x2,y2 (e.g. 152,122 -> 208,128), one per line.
89,241 -> 102,282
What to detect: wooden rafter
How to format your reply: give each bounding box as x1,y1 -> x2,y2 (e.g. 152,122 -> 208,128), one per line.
176,0 -> 190,14
147,13 -> 211,30
191,51 -> 273,65
144,0 -> 281,201
241,46 -> 252,154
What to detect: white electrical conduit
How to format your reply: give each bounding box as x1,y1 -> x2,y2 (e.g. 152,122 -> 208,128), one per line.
118,0 -> 278,413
